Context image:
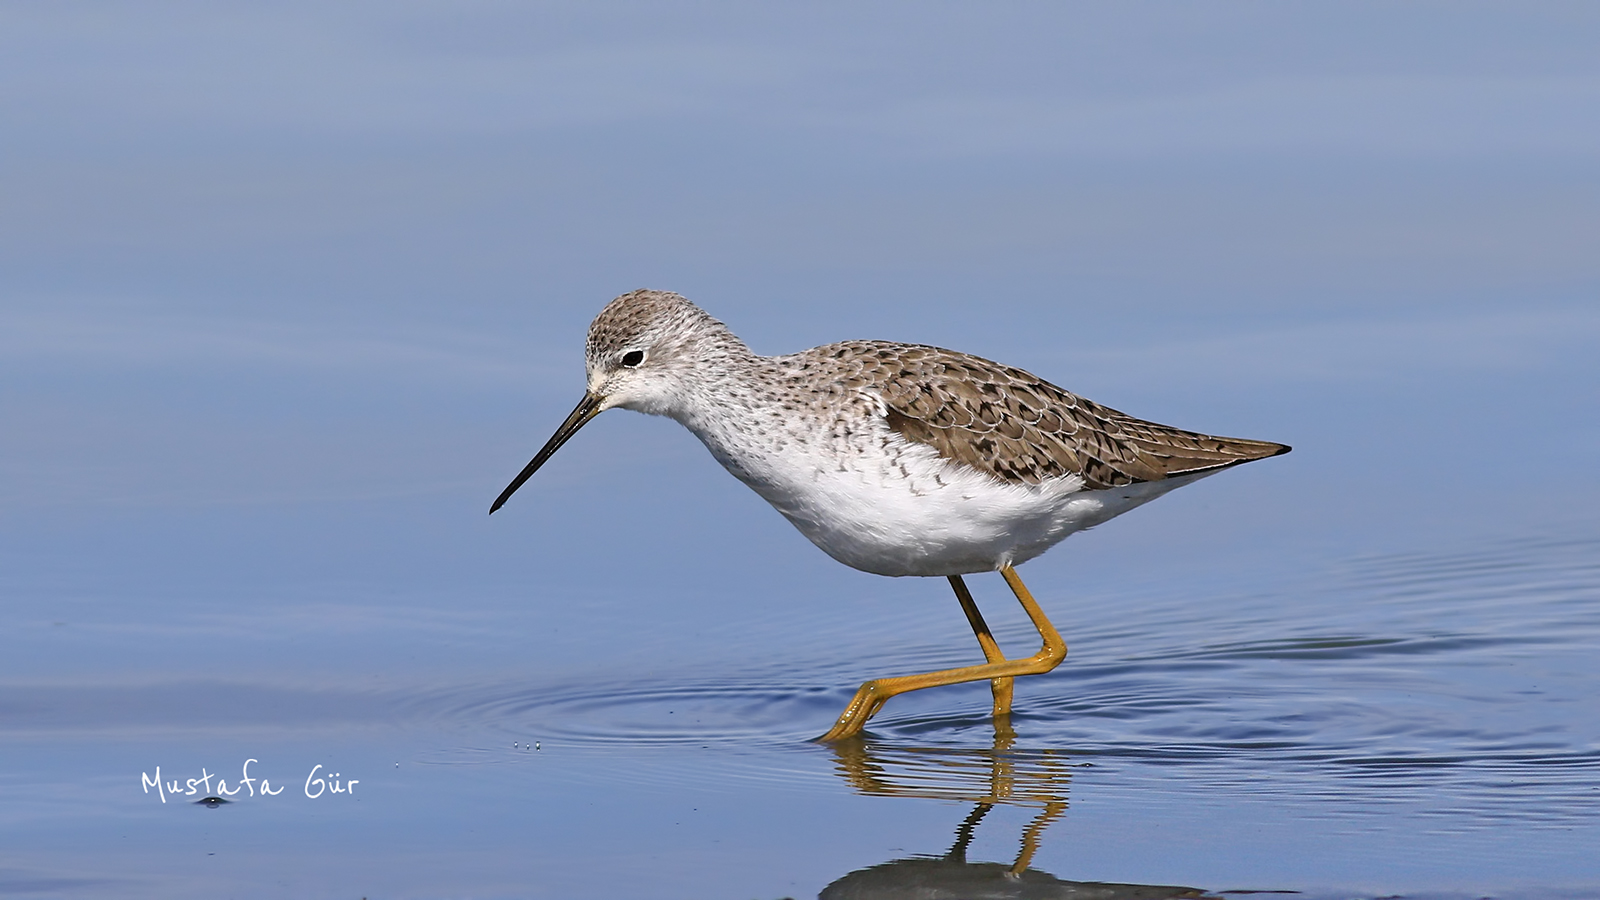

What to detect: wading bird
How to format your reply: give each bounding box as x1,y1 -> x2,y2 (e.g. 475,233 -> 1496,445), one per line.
491,290 -> 1289,740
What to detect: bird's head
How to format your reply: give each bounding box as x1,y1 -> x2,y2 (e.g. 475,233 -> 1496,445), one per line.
581,289 -> 734,417
490,289 -> 740,513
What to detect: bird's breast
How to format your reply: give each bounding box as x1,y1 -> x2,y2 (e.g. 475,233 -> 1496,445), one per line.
680,399 -> 1097,576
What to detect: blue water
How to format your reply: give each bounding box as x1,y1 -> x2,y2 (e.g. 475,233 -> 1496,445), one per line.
5,4 -> 1600,897
3,513 -> 1597,897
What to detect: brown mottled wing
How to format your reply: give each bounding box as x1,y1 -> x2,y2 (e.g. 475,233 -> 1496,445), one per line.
829,341 -> 1290,489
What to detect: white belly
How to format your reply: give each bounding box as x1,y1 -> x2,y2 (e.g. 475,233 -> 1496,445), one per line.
690,411 -> 1207,577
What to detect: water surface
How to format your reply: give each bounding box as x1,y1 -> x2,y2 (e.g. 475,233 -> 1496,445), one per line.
3,5 -> 1599,897
3,525 -> 1596,898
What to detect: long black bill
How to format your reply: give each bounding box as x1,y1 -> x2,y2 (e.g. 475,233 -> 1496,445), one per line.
489,392 -> 605,514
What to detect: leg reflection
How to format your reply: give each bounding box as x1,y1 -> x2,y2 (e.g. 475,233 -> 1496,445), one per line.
821,733 -> 1214,899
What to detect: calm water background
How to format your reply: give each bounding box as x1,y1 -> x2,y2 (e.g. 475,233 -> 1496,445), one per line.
3,4 -> 1598,898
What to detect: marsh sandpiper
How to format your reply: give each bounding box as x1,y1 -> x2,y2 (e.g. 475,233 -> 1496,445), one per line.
491,290 -> 1289,741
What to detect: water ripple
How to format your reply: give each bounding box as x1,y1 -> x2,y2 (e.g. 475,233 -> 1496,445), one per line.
403,533 -> 1600,828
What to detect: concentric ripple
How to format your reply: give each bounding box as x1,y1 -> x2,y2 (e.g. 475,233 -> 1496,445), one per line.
402,533 -> 1600,826
406,677 -> 840,750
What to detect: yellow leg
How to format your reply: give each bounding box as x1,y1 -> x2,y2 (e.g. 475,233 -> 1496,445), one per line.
1010,800 -> 1069,875
949,574 -> 1014,717
816,565 -> 1068,742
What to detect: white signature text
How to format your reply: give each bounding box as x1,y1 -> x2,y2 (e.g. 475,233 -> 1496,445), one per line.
141,759 -> 358,803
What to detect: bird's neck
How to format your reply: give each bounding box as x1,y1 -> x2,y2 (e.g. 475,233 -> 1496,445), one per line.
668,351 -> 792,477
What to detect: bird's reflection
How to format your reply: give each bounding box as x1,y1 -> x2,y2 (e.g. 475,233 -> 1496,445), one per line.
820,724 -> 1214,899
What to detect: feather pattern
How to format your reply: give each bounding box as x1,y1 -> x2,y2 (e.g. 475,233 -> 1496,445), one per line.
788,340 -> 1289,489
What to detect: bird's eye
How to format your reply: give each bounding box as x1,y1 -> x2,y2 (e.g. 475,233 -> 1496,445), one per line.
620,350 -> 645,368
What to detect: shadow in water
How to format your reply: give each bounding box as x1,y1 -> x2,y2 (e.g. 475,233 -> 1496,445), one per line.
819,723 -> 1221,899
